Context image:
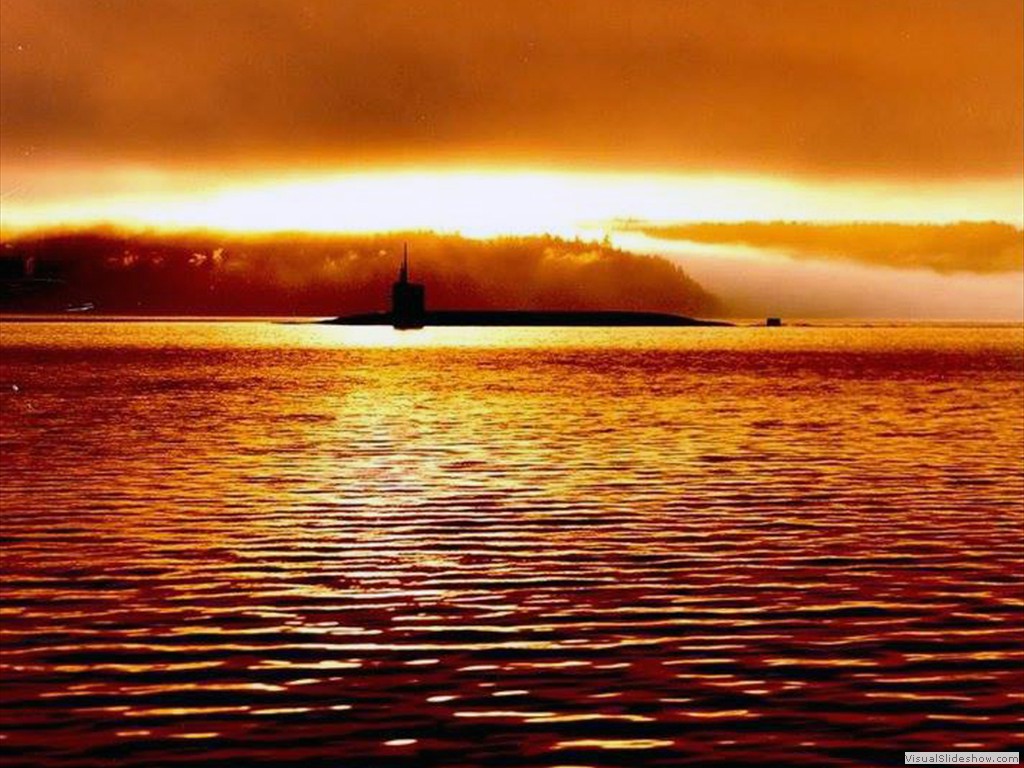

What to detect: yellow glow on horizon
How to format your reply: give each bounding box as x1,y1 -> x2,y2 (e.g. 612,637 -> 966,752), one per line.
1,166 -> 1021,238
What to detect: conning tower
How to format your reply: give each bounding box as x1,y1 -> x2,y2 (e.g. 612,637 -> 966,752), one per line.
391,243 -> 425,329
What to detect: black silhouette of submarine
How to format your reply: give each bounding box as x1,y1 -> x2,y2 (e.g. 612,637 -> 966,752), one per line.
324,245 -> 731,329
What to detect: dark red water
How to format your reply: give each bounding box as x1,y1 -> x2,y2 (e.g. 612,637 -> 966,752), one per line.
2,323 -> 1022,767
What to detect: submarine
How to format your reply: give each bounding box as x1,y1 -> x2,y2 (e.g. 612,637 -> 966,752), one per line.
324,245 -> 731,329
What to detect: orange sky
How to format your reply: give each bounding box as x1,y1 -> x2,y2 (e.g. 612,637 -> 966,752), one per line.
2,0 -> 1021,176
2,0 -> 1021,218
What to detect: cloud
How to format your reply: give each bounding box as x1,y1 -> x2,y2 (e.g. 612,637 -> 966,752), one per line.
617,221 -> 1024,273
1,0 -> 1021,177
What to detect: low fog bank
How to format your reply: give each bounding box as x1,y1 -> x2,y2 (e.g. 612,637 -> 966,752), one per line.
0,230 -> 718,316
613,233 -> 1024,321
620,221 -> 1023,274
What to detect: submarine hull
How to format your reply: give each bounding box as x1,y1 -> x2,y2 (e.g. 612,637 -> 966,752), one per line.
322,310 -> 731,327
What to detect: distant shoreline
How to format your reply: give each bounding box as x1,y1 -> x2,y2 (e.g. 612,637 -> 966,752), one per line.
2,315 -> 1022,328
0,314 -> 303,323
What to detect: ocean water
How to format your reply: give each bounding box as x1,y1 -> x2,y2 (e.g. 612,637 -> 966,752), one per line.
1,322 -> 1022,767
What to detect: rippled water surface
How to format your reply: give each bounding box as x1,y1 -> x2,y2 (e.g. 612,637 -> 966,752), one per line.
2,322 -> 1022,767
